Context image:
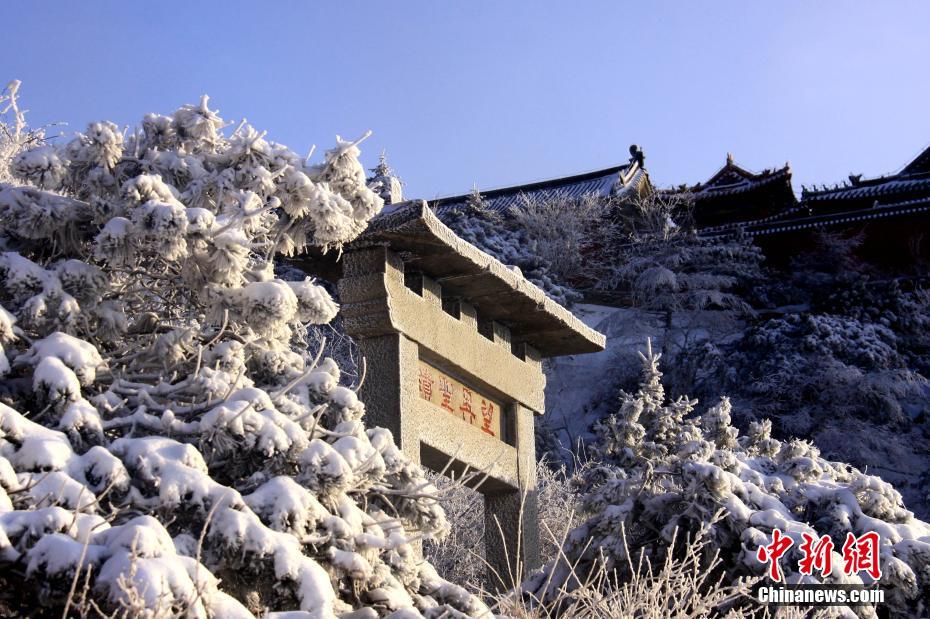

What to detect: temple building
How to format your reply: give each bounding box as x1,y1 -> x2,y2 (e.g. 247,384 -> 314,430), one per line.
801,145 -> 930,214
659,153 -> 796,227
369,141 -> 930,269
700,144 -> 930,267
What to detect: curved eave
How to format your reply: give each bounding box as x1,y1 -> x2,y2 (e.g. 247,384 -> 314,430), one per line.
802,175 -> 930,202
701,197 -> 930,239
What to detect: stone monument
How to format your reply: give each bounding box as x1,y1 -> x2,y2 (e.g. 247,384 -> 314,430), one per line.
301,201 -> 605,585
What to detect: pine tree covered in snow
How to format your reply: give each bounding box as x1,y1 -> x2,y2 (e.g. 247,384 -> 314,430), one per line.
525,342 -> 930,618
0,89 -> 489,617
366,152 -> 403,205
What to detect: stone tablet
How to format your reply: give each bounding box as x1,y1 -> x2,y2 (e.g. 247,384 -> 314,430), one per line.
296,200 -> 605,587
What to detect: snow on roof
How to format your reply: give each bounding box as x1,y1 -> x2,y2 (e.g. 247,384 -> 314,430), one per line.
802,144 -> 930,203
803,175 -> 930,203
701,196 -> 930,239
428,159 -> 646,216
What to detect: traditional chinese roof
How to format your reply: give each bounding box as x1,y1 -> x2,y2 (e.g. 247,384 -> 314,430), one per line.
801,144 -> 930,211
299,201 -> 606,357
661,154 -> 796,226
429,146 -> 649,216
701,196 -> 930,240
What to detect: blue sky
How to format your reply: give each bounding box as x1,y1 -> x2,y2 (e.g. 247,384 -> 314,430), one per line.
6,1 -> 930,199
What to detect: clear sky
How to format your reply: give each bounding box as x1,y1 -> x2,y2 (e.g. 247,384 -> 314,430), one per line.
6,1 -> 930,199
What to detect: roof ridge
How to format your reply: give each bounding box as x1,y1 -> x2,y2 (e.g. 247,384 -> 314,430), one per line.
427,162 -> 633,205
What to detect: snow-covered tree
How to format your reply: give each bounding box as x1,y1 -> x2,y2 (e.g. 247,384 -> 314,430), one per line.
598,192 -> 763,318
440,188 -> 582,306
525,342 -> 930,618
0,91 -> 489,617
735,313 -> 926,427
662,230 -> 930,515
366,151 -> 404,205
508,192 -> 608,286
0,80 -> 48,184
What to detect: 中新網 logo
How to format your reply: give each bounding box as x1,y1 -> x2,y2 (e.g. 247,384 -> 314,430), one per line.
756,529 -> 882,582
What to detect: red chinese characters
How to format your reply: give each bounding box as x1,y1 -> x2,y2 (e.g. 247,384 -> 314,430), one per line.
418,366 -> 434,400
756,528 -> 794,582
460,387 -> 476,424
438,376 -> 454,413
757,529 -> 882,582
842,531 -> 882,580
417,360 -> 502,438
480,399 -> 495,437
798,533 -> 834,577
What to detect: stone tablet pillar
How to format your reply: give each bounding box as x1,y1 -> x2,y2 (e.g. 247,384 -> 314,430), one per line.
308,202 -> 604,587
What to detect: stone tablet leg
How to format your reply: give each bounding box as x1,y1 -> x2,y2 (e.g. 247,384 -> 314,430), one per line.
484,486 -> 540,589
484,404 -> 540,589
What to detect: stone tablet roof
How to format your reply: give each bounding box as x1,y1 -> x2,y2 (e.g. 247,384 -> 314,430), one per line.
346,200 -> 605,357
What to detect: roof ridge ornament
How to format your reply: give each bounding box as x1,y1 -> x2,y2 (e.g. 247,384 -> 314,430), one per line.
629,144 -> 645,167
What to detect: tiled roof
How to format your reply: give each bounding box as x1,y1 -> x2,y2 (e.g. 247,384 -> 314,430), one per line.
691,165 -> 791,199
801,144 -> 930,205
429,159 -> 645,216
701,197 -> 930,239
660,156 -> 793,200
803,175 -> 930,203
698,204 -> 812,235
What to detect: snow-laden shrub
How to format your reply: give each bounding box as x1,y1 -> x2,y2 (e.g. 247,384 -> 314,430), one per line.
507,192 -> 608,286
525,342 -> 930,618
0,93 -> 489,617
727,313 -> 928,433
440,189 -> 583,306
600,232 -> 764,317
596,191 -> 763,317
